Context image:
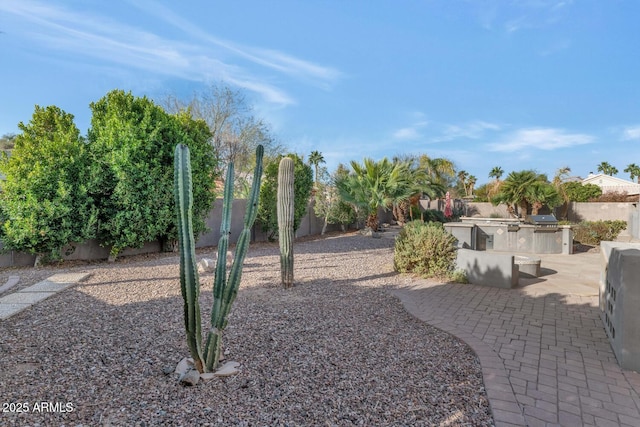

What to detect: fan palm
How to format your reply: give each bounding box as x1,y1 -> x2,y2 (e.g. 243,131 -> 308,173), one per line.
308,150 -> 325,188
337,158 -> 415,231
597,162 -> 618,176
624,163 -> 640,183
492,170 -> 547,217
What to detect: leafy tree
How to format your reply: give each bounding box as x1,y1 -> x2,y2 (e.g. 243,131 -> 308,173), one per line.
597,161 -> 618,176
0,133 -> 16,150
0,106 -> 96,265
337,157 -> 414,231
563,182 -> 602,202
624,163 -> 640,183
313,180 -> 356,235
257,153 -> 313,240
308,150 -> 325,188
163,84 -> 283,196
87,90 -> 217,260
473,183 -> 490,202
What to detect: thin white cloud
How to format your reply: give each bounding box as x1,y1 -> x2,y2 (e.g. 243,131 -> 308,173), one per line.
473,0 -> 573,34
488,128 -> 594,152
0,0 -> 339,106
433,120 -> 502,142
392,120 -> 429,140
128,0 -> 342,87
622,126 -> 640,141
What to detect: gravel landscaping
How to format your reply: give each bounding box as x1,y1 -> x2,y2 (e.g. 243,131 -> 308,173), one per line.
0,231 -> 493,426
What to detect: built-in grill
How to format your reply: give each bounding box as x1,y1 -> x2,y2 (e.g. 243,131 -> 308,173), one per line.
525,214 -> 558,232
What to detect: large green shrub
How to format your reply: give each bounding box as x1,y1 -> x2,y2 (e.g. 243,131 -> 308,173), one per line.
563,182 -> 602,202
87,90 -> 217,259
572,220 -> 627,246
257,153 -> 313,240
422,209 -> 446,223
0,106 -> 96,265
394,220 -> 457,278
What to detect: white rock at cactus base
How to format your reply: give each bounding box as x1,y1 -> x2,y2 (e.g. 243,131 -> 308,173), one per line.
214,361 -> 241,377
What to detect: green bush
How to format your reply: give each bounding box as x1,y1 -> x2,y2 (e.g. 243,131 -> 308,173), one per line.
394,220 -> 457,278
0,106 -> 97,265
572,220 -> 627,246
422,209 -> 446,223
563,182 -> 602,202
87,90 -> 217,259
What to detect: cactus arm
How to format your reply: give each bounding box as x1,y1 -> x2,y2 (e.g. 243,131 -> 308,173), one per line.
202,144 -> 264,372
174,144 -> 204,372
277,157 -> 295,288
210,162 -> 234,326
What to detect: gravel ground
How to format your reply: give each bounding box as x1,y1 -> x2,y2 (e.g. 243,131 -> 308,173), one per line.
0,231 -> 493,426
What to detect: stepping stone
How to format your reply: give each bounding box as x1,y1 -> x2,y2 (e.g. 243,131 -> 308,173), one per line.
0,276 -> 20,294
0,291 -> 57,305
47,273 -> 91,284
0,303 -> 31,320
21,281 -> 75,293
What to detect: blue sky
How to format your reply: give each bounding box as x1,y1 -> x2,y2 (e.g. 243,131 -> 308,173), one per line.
1,0 -> 639,186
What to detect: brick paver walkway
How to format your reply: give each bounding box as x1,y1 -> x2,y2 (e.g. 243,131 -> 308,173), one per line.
392,266 -> 640,427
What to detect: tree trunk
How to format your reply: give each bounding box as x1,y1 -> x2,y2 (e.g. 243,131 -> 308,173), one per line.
366,213 -> 379,232
531,202 -> 542,216
321,214 -> 328,235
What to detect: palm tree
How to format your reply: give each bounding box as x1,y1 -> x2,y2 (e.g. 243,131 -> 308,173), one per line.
466,175 -> 477,197
456,170 -> 469,197
308,150 -> 325,188
552,166 -> 571,219
390,156 -> 446,223
419,154 -> 455,186
487,166 -> 504,201
492,170 -> 547,217
624,163 -> 640,183
525,181 -> 562,215
597,161 -> 618,176
488,166 -> 504,181
337,158 -> 414,231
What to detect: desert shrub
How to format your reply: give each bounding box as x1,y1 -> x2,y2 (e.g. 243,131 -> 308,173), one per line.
394,220 -> 457,278
450,269 -> 469,284
595,191 -> 632,202
423,209 -> 446,223
572,220 -> 627,246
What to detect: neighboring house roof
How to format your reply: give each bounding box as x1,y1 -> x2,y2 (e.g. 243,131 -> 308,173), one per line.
582,173 -> 640,195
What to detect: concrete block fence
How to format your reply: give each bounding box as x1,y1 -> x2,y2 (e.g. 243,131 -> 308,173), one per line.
0,200 -> 393,268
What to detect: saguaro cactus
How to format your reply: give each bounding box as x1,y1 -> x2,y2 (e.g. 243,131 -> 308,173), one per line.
277,157 -> 295,288
174,143 -> 264,373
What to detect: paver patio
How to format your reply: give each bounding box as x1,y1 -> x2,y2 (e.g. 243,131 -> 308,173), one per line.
393,251 -> 640,427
